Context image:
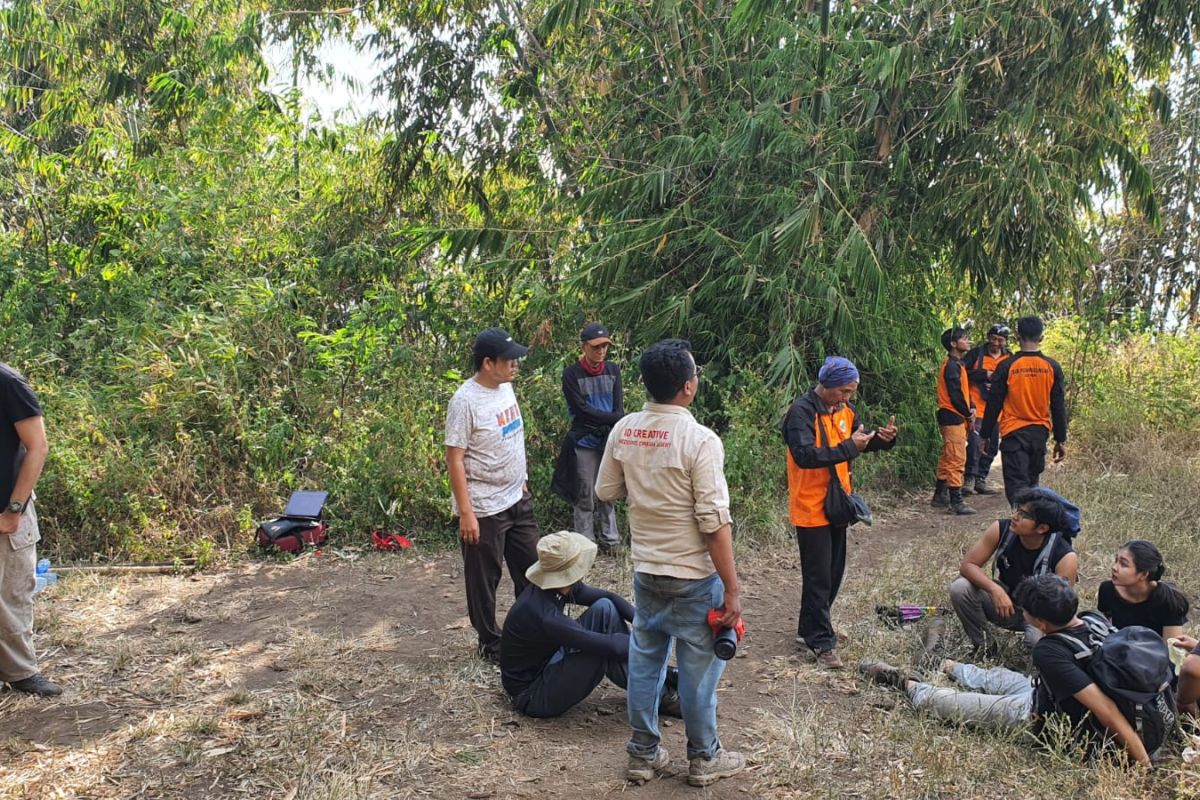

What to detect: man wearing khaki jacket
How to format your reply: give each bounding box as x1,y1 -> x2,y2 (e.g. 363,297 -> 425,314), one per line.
597,339 -> 744,788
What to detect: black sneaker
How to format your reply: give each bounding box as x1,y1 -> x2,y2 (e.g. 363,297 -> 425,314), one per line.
9,674 -> 63,697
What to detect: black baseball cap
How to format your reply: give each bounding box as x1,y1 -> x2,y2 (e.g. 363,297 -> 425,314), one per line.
580,323 -> 612,344
473,327 -> 529,360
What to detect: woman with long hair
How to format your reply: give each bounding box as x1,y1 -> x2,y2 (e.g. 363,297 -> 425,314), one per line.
1098,539 -> 1190,641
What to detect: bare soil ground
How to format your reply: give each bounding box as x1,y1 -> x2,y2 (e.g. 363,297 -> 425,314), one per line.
1,481 -> 1195,799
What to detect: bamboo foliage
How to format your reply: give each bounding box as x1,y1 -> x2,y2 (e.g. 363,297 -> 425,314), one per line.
378,0 -> 1196,408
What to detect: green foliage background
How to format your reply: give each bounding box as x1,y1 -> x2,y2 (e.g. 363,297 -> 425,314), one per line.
0,0 -> 1197,562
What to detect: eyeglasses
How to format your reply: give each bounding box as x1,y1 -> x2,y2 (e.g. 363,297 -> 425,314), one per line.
1011,508 -> 1035,522
692,364 -> 705,380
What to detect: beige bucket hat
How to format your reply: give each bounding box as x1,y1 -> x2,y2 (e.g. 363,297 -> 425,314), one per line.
525,531 -> 598,590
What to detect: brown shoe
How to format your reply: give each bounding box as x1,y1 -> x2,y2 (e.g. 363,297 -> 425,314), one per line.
816,649 -> 844,670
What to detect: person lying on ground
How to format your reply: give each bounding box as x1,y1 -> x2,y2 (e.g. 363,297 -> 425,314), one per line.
950,488 -> 1078,655
1098,539 -> 1188,641
501,530 -> 680,719
861,575 -> 1153,767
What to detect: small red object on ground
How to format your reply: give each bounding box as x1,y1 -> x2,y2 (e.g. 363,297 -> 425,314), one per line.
373,531 -> 413,551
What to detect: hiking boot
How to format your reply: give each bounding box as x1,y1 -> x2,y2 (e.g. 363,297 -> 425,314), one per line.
816,649 -> 845,670
857,659 -> 906,690
9,674 -> 62,697
947,487 -> 976,516
658,687 -> 682,718
960,480 -> 975,496
598,541 -> 626,556
626,747 -> 669,784
930,480 -> 949,508
973,477 -> 998,495
687,748 -> 746,787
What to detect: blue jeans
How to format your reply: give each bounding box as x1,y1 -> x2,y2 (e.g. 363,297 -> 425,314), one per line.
628,571 -> 726,761
907,662 -> 1033,730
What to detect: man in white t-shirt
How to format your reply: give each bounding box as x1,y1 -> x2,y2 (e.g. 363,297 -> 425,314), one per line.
445,328 -> 541,661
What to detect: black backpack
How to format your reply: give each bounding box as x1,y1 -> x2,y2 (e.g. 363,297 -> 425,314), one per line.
1046,612 -> 1178,757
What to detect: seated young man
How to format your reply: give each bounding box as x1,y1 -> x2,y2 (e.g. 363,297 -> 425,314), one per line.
950,488 -> 1078,653
501,530 -> 679,718
860,575 -> 1152,767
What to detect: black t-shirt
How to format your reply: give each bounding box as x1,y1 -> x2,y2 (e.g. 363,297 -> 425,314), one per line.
500,582 -> 635,697
994,520 -> 1074,591
0,364 -> 43,505
1097,581 -> 1188,636
1032,622 -> 1097,735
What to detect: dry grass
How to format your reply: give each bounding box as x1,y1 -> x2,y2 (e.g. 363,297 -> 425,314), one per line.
3,441 -> 1200,798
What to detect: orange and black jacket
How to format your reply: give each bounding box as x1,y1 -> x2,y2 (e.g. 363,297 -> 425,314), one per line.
980,351 -> 1067,442
963,346 -> 1012,419
782,390 -> 895,528
936,357 -> 972,426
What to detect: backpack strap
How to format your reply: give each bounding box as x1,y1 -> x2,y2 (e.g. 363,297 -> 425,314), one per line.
1045,630 -> 1094,661
992,520 -> 1015,582
1031,532 -> 1061,577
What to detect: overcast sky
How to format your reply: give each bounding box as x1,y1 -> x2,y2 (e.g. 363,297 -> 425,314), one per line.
264,34 -> 387,124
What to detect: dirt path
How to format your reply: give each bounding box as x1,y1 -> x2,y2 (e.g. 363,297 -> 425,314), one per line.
0,488 -> 1012,799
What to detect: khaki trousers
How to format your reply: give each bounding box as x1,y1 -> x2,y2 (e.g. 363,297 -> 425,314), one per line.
0,502 -> 40,682
936,424 -> 968,488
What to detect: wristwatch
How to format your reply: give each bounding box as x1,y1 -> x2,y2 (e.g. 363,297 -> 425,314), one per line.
7,499 -> 25,514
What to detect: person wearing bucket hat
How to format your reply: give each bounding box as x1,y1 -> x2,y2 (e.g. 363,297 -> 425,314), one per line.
445,327 -> 540,662
550,323 -> 624,553
501,531 -> 681,719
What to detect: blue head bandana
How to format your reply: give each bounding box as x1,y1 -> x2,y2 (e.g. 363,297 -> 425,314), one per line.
818,356 -> 859,389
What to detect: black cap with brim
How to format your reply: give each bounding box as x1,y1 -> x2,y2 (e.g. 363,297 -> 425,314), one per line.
580,322 -> 612,343
474,327 -> 529,360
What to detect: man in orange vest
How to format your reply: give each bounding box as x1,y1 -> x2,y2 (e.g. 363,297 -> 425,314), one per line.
962,324 -> 1011,496
783,356 -> 898,669
980,316 -> 1068,506
932,328 -> 976,515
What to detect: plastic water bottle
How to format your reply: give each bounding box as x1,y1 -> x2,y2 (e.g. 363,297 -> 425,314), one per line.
33,559 -> 57,595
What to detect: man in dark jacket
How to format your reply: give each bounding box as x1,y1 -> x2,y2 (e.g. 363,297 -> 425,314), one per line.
501,531 -> 679,719
783,356 -> 898,669
980,316 -> 1067,505
932,327 -> 976,515
961,324 -> 1011,496
554,323 -> 624,552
